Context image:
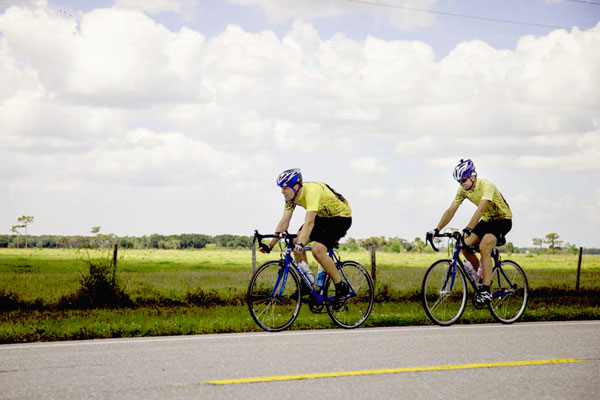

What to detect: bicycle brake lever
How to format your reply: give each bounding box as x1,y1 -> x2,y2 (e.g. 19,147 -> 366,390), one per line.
258,242 -> 271,253
426,233 -> 439,252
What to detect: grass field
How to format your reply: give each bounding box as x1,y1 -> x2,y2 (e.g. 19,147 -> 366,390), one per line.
1,247 -> 599,343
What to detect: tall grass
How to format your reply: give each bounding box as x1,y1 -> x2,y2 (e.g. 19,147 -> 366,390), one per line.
0,248 -> 598,343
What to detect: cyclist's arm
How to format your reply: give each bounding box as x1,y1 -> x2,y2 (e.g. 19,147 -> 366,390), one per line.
466,199 -> 490,230
297,211 -> 316,246
435,200 -> 461,231
268,209 -> 294,249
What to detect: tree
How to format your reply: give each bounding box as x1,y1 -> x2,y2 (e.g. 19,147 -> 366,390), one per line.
564,242 -> 578,255
358,236 -> 386,250
504,242 -> 515,254
412,237 -> 427,252
545,233 -> 563,254
91,226 -> 101,248
12,216 -> 34,248
10,225 -> 24,248
532,238 -> 543,253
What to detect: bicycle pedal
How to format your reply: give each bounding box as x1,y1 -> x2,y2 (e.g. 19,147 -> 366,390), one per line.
471,297 -> 486,310
308,303 -> 325,314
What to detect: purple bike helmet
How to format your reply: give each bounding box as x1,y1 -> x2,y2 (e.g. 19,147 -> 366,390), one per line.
276,168 -> 302,187
453,159 -> 476,182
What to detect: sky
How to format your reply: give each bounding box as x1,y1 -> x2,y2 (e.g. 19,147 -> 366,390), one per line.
0,0 -> 599,248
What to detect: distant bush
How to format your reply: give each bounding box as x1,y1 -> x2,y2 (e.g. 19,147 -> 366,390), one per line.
60,253 -> 131,309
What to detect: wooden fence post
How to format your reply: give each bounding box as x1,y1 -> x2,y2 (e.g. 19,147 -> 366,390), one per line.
370,245 -> 376,287
112,243 -> 118,285
576,247 -> 583,290
252,241 -> 256,273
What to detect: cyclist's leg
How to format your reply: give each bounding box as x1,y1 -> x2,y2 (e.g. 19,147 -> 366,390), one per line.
461,233 -> 481,270
312,241 -> 340,282
309,217 -> 351,309
474,219 -> 512,286
309,217 -> 351,283
478,234 -> 497,285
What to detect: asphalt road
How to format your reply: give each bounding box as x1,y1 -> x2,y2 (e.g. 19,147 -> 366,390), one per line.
1,321 -> 599,399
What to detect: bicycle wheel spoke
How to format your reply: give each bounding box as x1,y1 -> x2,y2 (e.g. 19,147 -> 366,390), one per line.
247,261 -> 301,332
422,260 -> 467,326
326,261 -> 374,329
488,260 -> 528,324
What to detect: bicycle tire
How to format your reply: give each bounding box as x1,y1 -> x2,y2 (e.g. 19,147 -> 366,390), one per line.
247,260 -> 301,332
421,259 -> 467,326
326,261 -> 374,329
488,260 -> 529,324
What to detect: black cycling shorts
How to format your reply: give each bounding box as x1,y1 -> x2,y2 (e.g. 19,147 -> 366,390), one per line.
300,216 -> 352,249
472,219 -> 512,243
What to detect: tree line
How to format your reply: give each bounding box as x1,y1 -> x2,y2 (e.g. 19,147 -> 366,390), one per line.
0,233 -> 252,250
1,233 -> 597,254
4,215 -> 598,253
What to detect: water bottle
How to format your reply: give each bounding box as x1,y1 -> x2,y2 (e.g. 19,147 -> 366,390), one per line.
298,261 -> 315,285
476,267 -> 483,282
316,264 -> 327,288
463,260 -> 478,282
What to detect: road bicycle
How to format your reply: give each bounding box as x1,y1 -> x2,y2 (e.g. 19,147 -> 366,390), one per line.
422,230 -> 528,326
247,230 -> 374,332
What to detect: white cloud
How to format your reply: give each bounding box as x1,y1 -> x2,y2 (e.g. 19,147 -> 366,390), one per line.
359,186 -> 386,199
0,0 -> 43,8
114,0 -> 182,14
350,156 -> 389,174
396,136 -> 438,156
113,0 -> 201,19
227,0 -> 436,30
515,129 -> 600,172
583,190 -> 600,222
395,186 -> 448,206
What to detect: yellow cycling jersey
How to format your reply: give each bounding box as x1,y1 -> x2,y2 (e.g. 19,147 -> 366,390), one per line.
454,178 -> 512,221
285,182 -> 352,218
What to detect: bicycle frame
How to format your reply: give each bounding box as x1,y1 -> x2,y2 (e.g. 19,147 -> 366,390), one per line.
431,231 -> 507,294
255,231 -> 355,305
282,245 -> 325,304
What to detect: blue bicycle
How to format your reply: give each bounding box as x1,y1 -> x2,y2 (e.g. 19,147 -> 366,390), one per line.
422,230 -> 529,325
247,231 -> 374,332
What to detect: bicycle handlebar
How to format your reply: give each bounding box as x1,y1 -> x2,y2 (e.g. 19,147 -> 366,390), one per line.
253,230 -> 297,254
426,230 -> 464,252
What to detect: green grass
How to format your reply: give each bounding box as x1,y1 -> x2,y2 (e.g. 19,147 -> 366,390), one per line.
0,248 -> 599,343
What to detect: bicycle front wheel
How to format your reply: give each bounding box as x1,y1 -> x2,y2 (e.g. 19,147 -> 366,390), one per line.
326,261 -> 374,329
247,261 -> 301,332
421,259 -> 467,326
488,260 -> 529,324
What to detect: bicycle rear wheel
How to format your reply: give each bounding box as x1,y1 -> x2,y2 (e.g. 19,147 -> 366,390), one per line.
488,260 -> 528,324
326,261 -> 374,329
247,261 -> 301,332
421,259 -> 467,326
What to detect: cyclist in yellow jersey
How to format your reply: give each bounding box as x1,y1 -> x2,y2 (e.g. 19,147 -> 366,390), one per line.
260,168 -> 352,309
429,159 -> 512,306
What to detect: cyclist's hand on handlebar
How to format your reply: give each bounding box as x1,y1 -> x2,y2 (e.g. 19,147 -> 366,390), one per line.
462,227 -> 472,237
258,242 -> 271,254
294,242 -> 304,254
427,228 -> 439,239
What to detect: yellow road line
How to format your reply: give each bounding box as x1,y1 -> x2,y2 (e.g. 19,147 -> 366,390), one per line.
201,358 -> 589,385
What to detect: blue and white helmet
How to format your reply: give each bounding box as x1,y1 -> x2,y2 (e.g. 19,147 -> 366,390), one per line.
453,159 -> 476,182
276,168 -> 302,187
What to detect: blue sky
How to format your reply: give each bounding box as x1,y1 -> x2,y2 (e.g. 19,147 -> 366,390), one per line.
1,0 -> 599,247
